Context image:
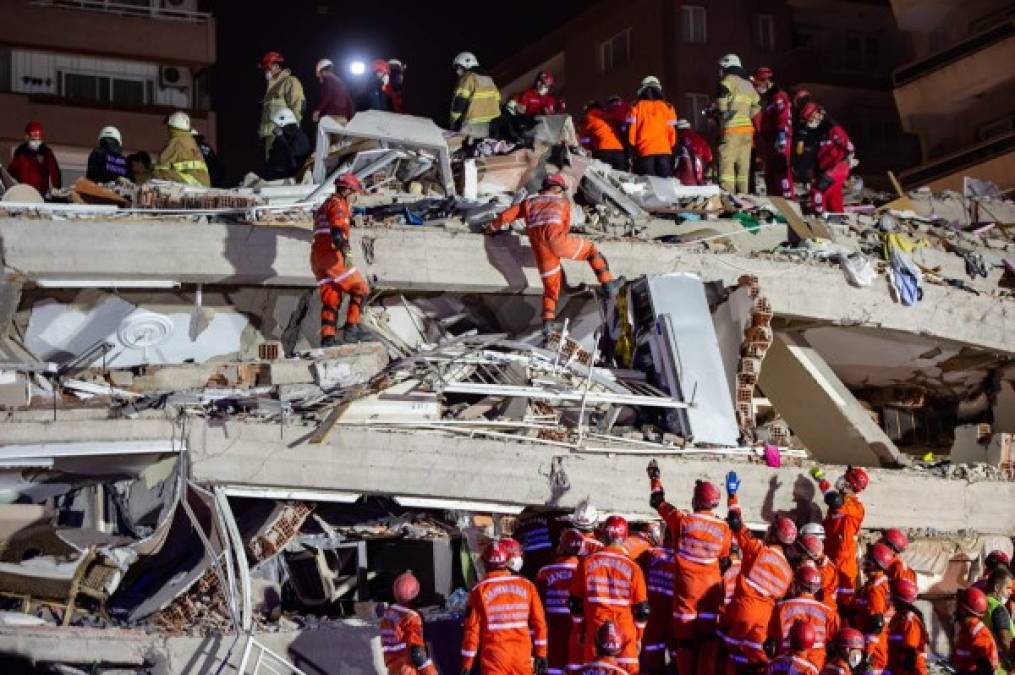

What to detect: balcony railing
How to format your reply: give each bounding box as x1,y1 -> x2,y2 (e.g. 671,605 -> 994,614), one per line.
775,47 -> 892,90
893,20 -> 1014,87
899,131 -> 1015,188
29,0 -> 210,23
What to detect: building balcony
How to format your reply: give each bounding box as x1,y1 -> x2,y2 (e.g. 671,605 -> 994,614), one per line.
898,130 -> 1015,192
0,1 -> 215,67
775,47 -> 892,91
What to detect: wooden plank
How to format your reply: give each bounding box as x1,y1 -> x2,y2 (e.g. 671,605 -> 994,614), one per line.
309,399 -> 353,445
768,196 -> 833,240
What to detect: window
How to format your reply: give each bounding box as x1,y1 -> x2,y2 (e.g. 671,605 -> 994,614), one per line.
753,14 -> 776,52
599,29 -> 631,73
842,33 -> 880,70
683,92 -> 710,130
680,5 -> 707,44
60,72 -> 152,105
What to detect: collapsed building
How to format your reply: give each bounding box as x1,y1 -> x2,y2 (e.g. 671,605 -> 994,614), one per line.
1,110 -> 1014,674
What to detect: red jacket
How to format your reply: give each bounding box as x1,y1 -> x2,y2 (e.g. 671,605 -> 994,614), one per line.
678,128 -> 713,164
756,88 -> 793,143
816,124 -> 853,173
8,143 -> 61,195
514,88 -> 566,116
315,71 -> 356,120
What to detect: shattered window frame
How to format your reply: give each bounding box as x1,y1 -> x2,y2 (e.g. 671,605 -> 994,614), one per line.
679,5 -> 707,44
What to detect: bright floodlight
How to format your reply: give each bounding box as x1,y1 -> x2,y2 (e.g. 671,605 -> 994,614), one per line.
349,60 -> 366,76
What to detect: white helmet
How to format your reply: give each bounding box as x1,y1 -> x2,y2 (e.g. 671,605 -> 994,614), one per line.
98,126 -> 122,144
272,107 -> 298,127
453,51 -> 479,70
719,53 -> 742,69
166,111 -> 191,131
315,58 -> 333,76
570,498 -> 599,532
638,75 -> 662,93
388,59 -> 405,71
675,118 -> 691,130
800,522 -> 826,540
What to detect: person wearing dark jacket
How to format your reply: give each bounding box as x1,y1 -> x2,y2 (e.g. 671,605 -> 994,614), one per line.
8,121 -> 61,196
86,126 -> 129,183
359,59 -> 394,112
265,108 -> 310,180
312,58 -> 355,123
192,131 -> 225,187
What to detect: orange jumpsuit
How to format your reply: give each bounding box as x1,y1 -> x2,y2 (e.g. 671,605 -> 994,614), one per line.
855,573 -> 891,675
571,544 -> 649,674
819,657 -> 852,675
768,593 -> 840,669
461,569 -> 549,675
640,546 -> 676,673
626,99 -> 677,157
491,194 -> 613,322
655,496 -> 732,675
380,604 -> 438,675
724,554 -> 743,607
766,653 -> 820,675
887,557 -> 917,587
311,195 -> 369,340
952,616 -> 999,674
886,607 -> 928,675
537,556 -> 581,675
719,522 -> 794,669
820,484 -> 865,605
816,556 -> 839,613
582,656 -> 630,674
581,107 -> 625,152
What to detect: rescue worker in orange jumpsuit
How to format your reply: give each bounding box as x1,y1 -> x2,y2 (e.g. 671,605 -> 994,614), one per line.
381,571 -> 438,675
581,100 -> 627,171
799,103 -> 853,215
811,465 -> 868,606
513,71 -> 567,116
537,529 -> 584,675
675,119 -> 713,186
886,579 -> 928,675
821,628 -> 867,675
311,173 -> 370,346
570,515 -> 650,674
647,460 -> 732,675
855,543 -> 896,675
952,587 -> 1000,675
639,523 -> 675,674
798,532 -> 839,612
720,470 -> 798,674
461,540 -> 549,675
487,174 -> 623,340
752,67 -> 794,200
725,542 -> 743,608
766,621 -> 820,675
501,537 -> 525,576
767,565 -> 839,669
582,621 -> 630,675
626,76 -> 677,178
880,529 -> 917,587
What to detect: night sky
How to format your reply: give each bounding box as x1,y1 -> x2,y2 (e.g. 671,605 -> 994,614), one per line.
211,0 -> 590,183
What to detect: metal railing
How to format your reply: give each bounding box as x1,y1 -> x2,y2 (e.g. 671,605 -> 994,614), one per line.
29,0 -> 211,23
899,130 -> 1015,188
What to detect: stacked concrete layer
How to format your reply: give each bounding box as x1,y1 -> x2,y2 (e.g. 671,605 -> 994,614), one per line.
6,418 -> 1015,535
2,219 -> 1013,355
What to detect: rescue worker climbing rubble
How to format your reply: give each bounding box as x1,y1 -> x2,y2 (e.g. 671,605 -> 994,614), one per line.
486,174 -> 624,341
537,529 -> 583,675
380,571 -> 438,675
715,53 -> 760,194
647,460 -> 732,675
461,540 -> 549,675
752,67 -> 794,199
513,71 -> 567,116
570,515 -> 650,673
311,173 -> 370,347
799,103 -> 853,216
810,465 -> 868,606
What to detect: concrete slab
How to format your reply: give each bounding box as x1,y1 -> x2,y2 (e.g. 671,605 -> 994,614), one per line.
759,332 -> 902,467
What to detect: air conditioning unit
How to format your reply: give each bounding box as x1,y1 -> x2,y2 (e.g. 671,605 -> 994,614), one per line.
158,65 -> 191,91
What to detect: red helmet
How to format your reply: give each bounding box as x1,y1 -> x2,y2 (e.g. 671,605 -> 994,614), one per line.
800,101 -> 821,122
795,563 -> 822,594
799,534 -> 824,561
844,466 -> 869,493
985,550 -> 1011,569
558,528 -> 584,556
960,587 -> 988,617
692,480 -> 721,510
25,121 -> 44,139
483,540 -> 509,570
832,627 -> 865,651
882,528 -> 909,554
260,51 -> 285,70
892,578 -> 918,604
867,542 -> 895,571
536,70 -> 555,87
753,67 -> 774,82
501,537 -> 523,560
373,59 -> 391,75
602,515 -> 629,543
790,620 -> 817,651
640,521 -> 664,548
771,515 -> 798,546
595,620 -> 623,656
542,173 -> 567,191
335,173 -> 363,193
393,570 -> 420,604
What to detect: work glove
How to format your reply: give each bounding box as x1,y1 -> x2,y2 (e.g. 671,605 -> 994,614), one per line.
775,131 -> 787,154
763,638 -> 779,658
725,471 -> 740,496
816,173 -> 834,191
726,510 -> 743,532
810,466 -> 825,481
649,490 -> 666,509
646,460 -> 661,480
719,556 -> 732,574
533,656 -> 549,674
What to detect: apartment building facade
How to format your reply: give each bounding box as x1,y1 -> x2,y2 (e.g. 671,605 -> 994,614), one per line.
0,0 -> 216,183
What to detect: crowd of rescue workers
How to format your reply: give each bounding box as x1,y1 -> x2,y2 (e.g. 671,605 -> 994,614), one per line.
380,462 -> 1015,675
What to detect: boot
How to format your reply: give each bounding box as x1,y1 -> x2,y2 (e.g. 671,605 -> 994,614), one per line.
342,323 -> 367,343
541,320 -> 555,347
602,276 -> 627,299
320,335 -> 338,348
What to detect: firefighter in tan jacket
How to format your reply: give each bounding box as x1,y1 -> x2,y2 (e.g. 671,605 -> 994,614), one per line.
259,51 -> 306,160
154,112 -> 210,187
715,53 -> 761,195
449,51 -> 501,138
